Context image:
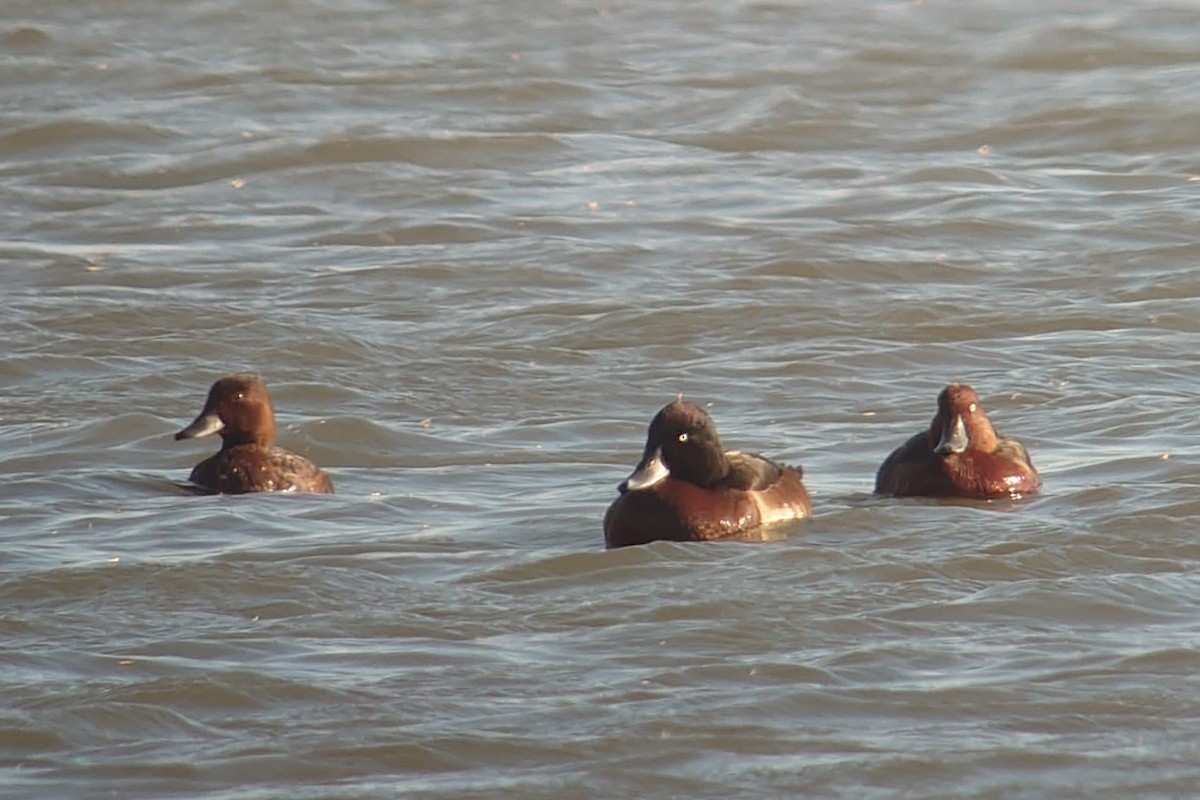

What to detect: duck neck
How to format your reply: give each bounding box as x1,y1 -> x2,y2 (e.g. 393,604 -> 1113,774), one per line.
686,448 -> 730,487
220,426 -> 274,449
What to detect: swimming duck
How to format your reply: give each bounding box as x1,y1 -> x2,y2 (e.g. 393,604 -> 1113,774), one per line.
604,399 -> 811,548
175,373 -> 334,495
875,383 -> 1040,500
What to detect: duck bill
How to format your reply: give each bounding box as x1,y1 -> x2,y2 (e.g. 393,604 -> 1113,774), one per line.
621,447 -> 670,492
934,414 -> 969,455
175,410 -> 225,441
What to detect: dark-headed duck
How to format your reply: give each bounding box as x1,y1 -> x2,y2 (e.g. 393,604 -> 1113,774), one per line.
603,399 -> 811,548
875,383 -> 1040,500
174,373 -> 334,495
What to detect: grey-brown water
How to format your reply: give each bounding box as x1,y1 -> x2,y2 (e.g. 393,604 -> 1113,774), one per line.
4,1 -> 1200,797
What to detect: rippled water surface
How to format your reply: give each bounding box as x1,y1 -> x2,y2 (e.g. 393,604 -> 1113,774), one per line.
5,1 -> 1200,797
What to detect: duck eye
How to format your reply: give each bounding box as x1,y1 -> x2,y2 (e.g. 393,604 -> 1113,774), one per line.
236,392 -> 246,401
968,403 -> 977,413
678,432 -> 689,443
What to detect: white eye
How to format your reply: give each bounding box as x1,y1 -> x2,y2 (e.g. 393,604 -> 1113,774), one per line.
236,392 -> 246,401
678,432 -> 689,443
968,403 -> 977,413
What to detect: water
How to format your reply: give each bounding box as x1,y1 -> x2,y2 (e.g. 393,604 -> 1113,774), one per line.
4,0 -> 1200,797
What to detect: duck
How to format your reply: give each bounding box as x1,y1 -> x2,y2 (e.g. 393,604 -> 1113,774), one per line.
874,383 -> 1040,500
603,399 -> 810,548
174,373 -> 334,494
